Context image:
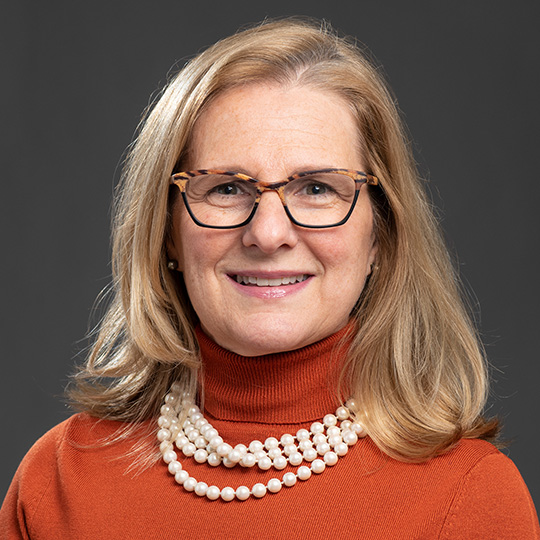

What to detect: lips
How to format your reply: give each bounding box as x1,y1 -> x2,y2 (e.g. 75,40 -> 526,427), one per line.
232,274 -> 309,287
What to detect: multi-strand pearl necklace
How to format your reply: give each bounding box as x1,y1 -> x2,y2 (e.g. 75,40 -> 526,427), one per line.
157,383 -> 367,502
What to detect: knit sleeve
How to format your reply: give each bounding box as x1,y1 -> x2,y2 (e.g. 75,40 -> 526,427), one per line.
0,420 -> 68,540
439,451 -> 540,539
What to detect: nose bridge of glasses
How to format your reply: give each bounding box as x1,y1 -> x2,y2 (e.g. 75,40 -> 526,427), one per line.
254,180 -> 289,205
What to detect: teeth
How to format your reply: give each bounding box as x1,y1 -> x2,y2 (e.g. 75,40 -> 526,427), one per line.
235,274 -> 308,286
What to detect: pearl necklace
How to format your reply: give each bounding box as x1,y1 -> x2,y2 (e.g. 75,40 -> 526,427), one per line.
157,383 -> 366,502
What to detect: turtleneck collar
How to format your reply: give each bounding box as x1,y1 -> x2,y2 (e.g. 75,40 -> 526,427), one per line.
195,325 -> 353,425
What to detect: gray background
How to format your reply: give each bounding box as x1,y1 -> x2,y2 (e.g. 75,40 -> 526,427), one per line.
2,1 -> 539,506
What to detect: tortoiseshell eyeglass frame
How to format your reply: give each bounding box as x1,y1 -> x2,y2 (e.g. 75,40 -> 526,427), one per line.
169,168 -> 379,229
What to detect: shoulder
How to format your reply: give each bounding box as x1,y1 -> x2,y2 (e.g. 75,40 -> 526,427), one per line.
0,414 -> 131,536
437,439 -> 540,539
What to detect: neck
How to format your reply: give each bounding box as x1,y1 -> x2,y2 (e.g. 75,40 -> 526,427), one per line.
195,324 -> 353,425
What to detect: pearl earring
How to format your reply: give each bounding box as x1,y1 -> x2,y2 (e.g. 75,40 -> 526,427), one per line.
167,260 -> 178,271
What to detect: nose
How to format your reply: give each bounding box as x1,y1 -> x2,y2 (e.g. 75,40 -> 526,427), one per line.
241,192 -> 299,253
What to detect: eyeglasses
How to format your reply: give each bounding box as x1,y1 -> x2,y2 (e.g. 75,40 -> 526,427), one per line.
169,168 -> 379,229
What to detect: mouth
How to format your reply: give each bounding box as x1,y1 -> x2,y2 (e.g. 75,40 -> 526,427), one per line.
231,274 -> 310,287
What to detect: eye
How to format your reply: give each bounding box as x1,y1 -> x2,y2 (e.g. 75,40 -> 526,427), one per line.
303,183 -> 331,196
212,183 -> 241,196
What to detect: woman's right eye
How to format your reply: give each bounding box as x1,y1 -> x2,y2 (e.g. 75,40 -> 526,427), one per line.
210,183 -> 243,196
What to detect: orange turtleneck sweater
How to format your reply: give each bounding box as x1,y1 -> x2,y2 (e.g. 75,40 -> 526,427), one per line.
1,327 -> 539,539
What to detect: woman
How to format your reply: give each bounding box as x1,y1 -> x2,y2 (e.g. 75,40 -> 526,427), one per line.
2,18 -> 538,539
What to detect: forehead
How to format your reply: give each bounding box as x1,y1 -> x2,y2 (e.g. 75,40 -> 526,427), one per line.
188,83 -> 364,174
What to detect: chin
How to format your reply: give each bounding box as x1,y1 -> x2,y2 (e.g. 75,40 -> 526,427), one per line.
221,323 -> 326,357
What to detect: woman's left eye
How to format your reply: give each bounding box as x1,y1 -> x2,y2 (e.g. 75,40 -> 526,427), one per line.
304,183 -> 329,195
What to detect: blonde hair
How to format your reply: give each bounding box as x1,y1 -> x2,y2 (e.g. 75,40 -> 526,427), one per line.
70,17 -> 498,461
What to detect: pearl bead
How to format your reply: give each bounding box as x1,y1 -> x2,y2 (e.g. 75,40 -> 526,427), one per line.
168,461 -> 182,474
252,483 -> 267,498
303,448 -> 318,462
160,404 -> 172,416
159,441 -> 172,453
283,472 -> 297,487
323,414 -> 337,427
194,482 -> 208,496
157,428 -> 171,442
216,443 -> 233,457
187,429 -> 200,442
209,436 -> 224,449
283,444 -> 297,456
194,436 -> 207,449
222,457 -> 236,468
183,477 -> 197,491
352,422 -> 366,436
165,393 -> 177,404
195,418 -> 208,429
258,456 -> 272,470
207,452 -> 221,467
254,450 -> 267,461
273,456 -> 288,470
236,486 -> 250,501
311,459 -> 326,474
194,449 -> 208,463
268,447 -> 282,460
175,470 -> 189,484
240,453 -> 256,467
323,451 -> 339,466
234,444 -> 248,455
264,437 -> 279,450
205,428 -> 218,440
343,431 -> 358,446
316,442 -> 331,455
220,487 -> 235,502
345,398 -> 358,411
248,440 -> 264,453
206,485 -> 221,500
297,466 -> 312,481
296,429 -> 310,440
328,435 -> 342,447
327,426 -> 341,437
228,449 -> 243,463
158,416 -> 171,428
310,421 -> 324,433
267,478 -> 282,493
175,435 -> 189,449
288,452 -> 303,466
335,442 -> 348,456
191,412 -> 203,423
163,450 -> 177,463
280,433 -> 295,446
336,406 -> 349,420
200,424 -> 212,435
341,420 -> 352,430
313,433 -> 327,445
187,406 -> 199,416
182,443 -> 196,457
298,439 -> 313,452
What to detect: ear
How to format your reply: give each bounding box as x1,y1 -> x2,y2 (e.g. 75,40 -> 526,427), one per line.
165,208 -> 184,272
166,238 -> 183,272
366,240 -> 378,275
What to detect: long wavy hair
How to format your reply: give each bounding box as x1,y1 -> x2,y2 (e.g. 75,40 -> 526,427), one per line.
69,17 -> 498,462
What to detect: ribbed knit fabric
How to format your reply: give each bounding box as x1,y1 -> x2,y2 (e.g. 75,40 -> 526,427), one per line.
2,328 -> 539,539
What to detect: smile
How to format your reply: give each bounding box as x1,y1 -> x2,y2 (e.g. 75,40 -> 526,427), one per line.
233,274 -> 309,287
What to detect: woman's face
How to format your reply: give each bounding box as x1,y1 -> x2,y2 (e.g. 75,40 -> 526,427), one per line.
168,84 -> 377,356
